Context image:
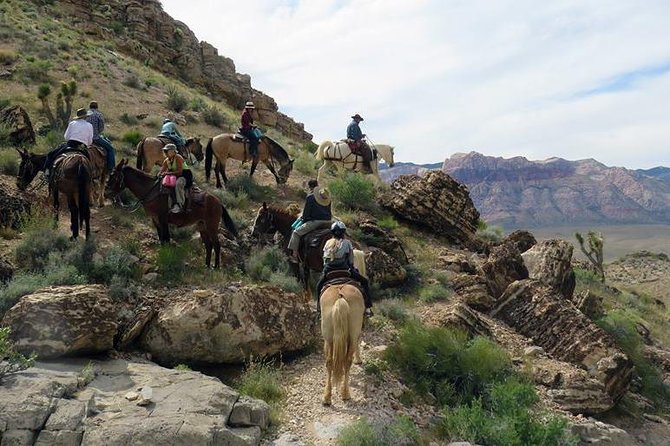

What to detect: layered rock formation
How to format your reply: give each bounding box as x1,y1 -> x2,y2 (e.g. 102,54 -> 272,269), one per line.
0,177 -> 32,229
380,171 -> 482,250
0,105 -> 35,146
49,0 -> 311,142
522,239 -> 575,298
141,285 -> 317,364
442,151 -> 670,227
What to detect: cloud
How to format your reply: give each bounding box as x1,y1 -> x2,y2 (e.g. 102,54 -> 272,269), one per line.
161,0 -> 670,168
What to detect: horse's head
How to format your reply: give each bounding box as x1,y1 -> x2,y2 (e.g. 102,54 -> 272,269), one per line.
105,159 -> 129,199
250,202 -> 276,240
379,145 -> 395,168
276,158 -> 294,184
187,137 -> 204,162
16,148 -> 40,191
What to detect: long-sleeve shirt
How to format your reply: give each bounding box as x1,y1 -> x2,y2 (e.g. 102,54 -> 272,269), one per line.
323,238 -> 354,267
241,110 -> 254,131
347,120 -> 363,141
64,119 -> 93,146
86,110 -> 105,139
160,122 -> 185,145
301,194 -> 332,222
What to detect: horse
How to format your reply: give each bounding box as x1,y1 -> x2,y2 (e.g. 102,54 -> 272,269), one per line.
105,160 -> 238,268
135,137 -> 204,172
315,141 -> 395,182
320,283 -> 365,406
87,144 -> 107,207
250,203 -> 366,290
204,134 -> 294,186
16,148 -> 91,240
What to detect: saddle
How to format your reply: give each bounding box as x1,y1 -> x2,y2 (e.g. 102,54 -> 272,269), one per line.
322,269 -> 363,292
161,183 -> 205,212
157,135 -> 173,145
303,228 -> 331,249
230,133 -> 247,143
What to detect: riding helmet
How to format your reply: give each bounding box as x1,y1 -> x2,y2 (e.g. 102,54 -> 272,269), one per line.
331,221 -> 346,234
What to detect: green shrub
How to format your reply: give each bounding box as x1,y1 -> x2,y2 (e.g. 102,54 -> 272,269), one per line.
0,150 -> 18,175
166,85 -> 188,112
122,73 -> 143,89
15,228 -> 69,271
20,59 -> 52,82
418,283 -> 451,303
0,49 -> 17,65
337,417 -> 422,446
156,245 -> 187,282
377,215 -> 399,231
301,142 -> 318,154
0,327 -> 36,382
66,64 -> 81,80
79,361 -> 96,386
376,299 -> 408,323
226,175 -> 273,202
236,358 -> 283,404
215,189 -> 249,209
121,129 -> 143,146
38,129 -> 63,150
268,271 -> 302,294
202,105 -> 225,127
119,112 -> 139,126
174,364 -> 192,371
109,274 -> 138,301
189,97 -> 206,112
293,149 -> 319,175
246,246 -> 292,282
477,225 -> 504,244
330,173 -> 377,212
0,98 -> 10,110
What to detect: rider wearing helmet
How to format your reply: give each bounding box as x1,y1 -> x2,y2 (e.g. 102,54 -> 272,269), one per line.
315,221 -> 373,317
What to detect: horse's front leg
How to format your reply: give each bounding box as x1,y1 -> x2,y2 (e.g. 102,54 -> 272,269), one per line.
250,158 -> 259,178
201,231 -> 213,268
52,187 -> 60,226
323,341 -> 333,406
264,161 -> 280,184
215,160 -> 223,188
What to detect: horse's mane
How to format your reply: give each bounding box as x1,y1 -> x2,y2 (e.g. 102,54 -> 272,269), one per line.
263,136 -> 290,161
267,205 -> 297,220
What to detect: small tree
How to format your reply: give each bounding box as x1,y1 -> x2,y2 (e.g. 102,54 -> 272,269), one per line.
0,327 -> 36,382
36,80 -> 78,131
37,84 -> 57,128
575,231 -> 605,282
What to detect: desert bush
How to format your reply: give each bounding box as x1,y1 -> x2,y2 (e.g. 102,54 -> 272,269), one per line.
38,129 -> 63,150
226,175 -> 273,202
301,142 -> 318,154
376,299 -> 409,323
329,173 -> 377,212
476,224 -> 504,244
377,215 -> 399,231
166,85 -> 188,112
122,73 -> 143,89
14,227 -> 69,271
109,274 -> 138,301
293,149 -> 319,175
174,364 -> 192,371
119,112 -> 139,126
66,64 -> 81,80
20,59 -> 52,82
0,150 -> 18,175
0,327 -> 36,382
268,271 -> 302,294
202,105 -> 225,128
0,49 -> 17,65
171,226 -> 195,243
418,283 -> 452,303
0,98 -> 10,110
121,129 -> 143,146
246,246 -> 293,284
215,189 -> 249,210
236,358 -> 283,423
337,416 -> 422,446
156,244 -> 187,282
189,97 -> 206,112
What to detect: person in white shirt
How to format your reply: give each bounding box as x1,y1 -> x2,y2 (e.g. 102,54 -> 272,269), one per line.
44,108 -> 94,180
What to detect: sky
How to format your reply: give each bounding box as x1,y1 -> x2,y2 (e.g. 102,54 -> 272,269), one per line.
161,0 -> 670,168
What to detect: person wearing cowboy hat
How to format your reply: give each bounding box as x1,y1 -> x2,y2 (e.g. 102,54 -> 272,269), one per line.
159,143 -> 193,213
43,107 -> 93,181
288,186 -> 333,262
86,100 -> 116,174
346,113 -> 373,173
160,117 -> 186,151
240,101 -> 260,161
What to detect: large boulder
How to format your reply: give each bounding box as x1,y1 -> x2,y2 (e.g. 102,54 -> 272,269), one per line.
492,280 -> 632,401
0,105 -> 36,146
380,171 -> 482,250
2,285 -> 118,358
481,242 -> 528,299
422,302 -> 492,338
501,230 -> 537,254
0,180 -> 32,229
358,219 -> 408,264
448,273 -> 495,312
522,239 -> 575,298
365,248 -> 407,288
570,419 -> 637,446
141,285 -> 318,364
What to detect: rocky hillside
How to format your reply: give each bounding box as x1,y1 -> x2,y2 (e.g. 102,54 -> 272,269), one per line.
441,152 -> 670,228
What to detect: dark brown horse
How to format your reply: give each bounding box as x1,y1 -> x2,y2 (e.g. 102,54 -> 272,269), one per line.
105,160 -> 237,268
250,203 -> 365,288
16,148 -> 91,240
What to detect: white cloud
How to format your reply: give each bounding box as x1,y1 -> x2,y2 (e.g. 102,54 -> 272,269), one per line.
161,0 -> 670,168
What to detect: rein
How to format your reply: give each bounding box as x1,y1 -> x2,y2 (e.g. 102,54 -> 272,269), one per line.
115,169 -> 162,212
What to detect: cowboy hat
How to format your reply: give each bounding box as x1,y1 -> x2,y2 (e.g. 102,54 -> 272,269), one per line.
162,143 -> 177,152
245,101 -> 255,109
75,108 -> 87,119
351,113 -> 364,121
314,187 -> 331,207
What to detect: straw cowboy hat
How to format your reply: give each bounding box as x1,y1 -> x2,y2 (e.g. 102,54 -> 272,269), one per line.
75,108 -> 88,119
351,113 -> 364,121
245,101 -> 255,109
314,187 -> 332,206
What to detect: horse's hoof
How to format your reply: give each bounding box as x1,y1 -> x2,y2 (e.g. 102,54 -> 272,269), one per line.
354,359 -> 362,365
322,400 -> 331,407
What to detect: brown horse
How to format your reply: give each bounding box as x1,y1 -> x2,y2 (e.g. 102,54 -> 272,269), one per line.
320,284 -> 365,406
135,137 -> 204,172
16,148 -> 91,240
204,134 -> 294,186
250,203 -> 366,289
87,144 -> 107,207
105,160 -> 237,268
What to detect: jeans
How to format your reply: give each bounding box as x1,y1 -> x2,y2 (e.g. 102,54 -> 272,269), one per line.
240,128 -> 259,157
93,136 -> 116,172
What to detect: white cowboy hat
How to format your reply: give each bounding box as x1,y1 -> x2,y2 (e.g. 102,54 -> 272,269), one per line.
245,101 -> 255,109
314,187 -> 331,207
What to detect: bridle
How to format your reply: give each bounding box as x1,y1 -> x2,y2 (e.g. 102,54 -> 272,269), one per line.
252,209 -> 277,243
109,168 -> 161,212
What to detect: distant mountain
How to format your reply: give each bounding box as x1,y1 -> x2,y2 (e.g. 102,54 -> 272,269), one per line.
434,152 -> 670,228
637,167 -> 670,183
378,161 -> 442,182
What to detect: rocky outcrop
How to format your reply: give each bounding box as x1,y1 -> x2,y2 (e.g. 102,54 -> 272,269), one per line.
481,242 -> 528,299
501,230 -> 536,254
0,358 -> 270,446
570,419 -> 637,446
0,179 -> 32,229
442,151 -> 670,226
492,280 -> 632,402
448,273 -> 495,312
365,248 -> 407,288
2,285 -> 118,358
380,171 -> 482,250
422,302 -> 492,338
522,239 -> 575,298
573,290 -> 604,320
358,219 -> 408,265
438,250 -> 481,275
0,257 -> 13,283
1,105 -> 35,146
53,0 -> 311,143
140,285 -> 317,364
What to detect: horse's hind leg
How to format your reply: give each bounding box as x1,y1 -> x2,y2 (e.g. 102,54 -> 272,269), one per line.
52,188 -> 60,227
201,231 -> 213,268
341,341 -> 355,401
323,341 -> 333,406
68,196 -> 79,240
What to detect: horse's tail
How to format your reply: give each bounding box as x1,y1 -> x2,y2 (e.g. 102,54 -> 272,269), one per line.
77,161 -> 90,227
205,138 -> 214,182
315,141 -> 331,161
136,138 -> 145,170
220,204 -> 238,238
331,293 -> 351,387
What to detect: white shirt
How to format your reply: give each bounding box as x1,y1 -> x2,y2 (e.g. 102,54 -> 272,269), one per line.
63,119 -> 94,146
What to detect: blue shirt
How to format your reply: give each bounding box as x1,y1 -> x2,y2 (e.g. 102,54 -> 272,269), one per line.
86,110 -> 105,139
347,120 -> 363,141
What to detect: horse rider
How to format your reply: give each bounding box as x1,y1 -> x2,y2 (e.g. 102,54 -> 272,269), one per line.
288,186 -> 332,262
316,221 -> 373,317
240,101 -> 260,160
160,118 -> 186,152
347,113 -> 373,173
159,143 -> 193,213
44,107 -> 93,181
86,100 -> 116,174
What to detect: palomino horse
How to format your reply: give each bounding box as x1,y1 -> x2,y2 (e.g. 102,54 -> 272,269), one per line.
16,148 -> 91,240
87,144 -> 107,207
320,283 -> 365,406
315,141 -> 395,182
135,137 -> 204,172
105,160 -> 238,268
204,134 -> 294,186
250,203 -> 366,289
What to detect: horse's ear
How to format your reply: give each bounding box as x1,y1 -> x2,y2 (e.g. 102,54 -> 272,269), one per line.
289,158 -> 295,164
262,202 -> 268,210
122,158 -> 128,166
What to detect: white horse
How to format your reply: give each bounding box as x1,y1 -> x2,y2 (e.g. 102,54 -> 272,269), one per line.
315,141 -> 395,182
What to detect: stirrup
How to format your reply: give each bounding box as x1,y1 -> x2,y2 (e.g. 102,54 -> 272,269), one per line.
364,308 -> 373,318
